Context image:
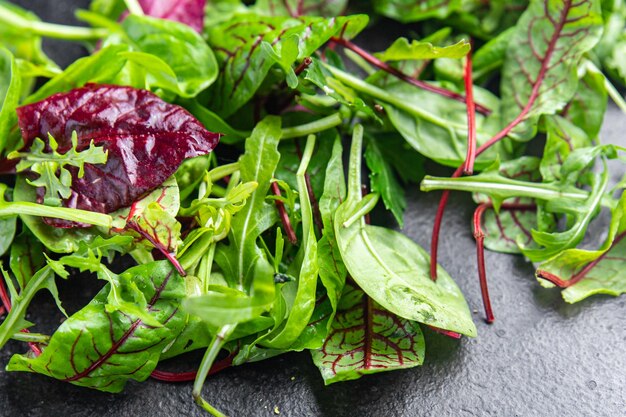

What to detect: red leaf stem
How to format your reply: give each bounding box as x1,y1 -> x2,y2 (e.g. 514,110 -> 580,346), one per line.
294,57 -> 313,76
0,273 -> 42,356
150,350 -> 236,382
473,203 -> 495,324
536,230 -> 626,288
126,221 -> 187,277
425,325 -> 462,339
473,202 -> 537,322
329,37 -> 491,115
463,46 -> 477,176
271,181 -> 298,244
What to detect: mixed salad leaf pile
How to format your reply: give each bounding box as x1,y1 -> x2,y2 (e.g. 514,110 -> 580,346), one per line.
0,0 -> 625,414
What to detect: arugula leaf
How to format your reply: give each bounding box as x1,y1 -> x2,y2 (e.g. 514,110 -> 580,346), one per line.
375,38 -> 470,61
10,132 -> 108,207
335,125 -> 476,336
311,282 -> 425,384
204,13 -> 368,116
500,0 -> 604,139
8,261 -> 186,393
373,0 -> 462,23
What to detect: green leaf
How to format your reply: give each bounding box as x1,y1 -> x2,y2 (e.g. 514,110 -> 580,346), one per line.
564,62 -> 608,140
9,229 -> 46,289
119,15 -> 219,97
537,193 -> 626,302
262,135 -> 319,349
0,47 -> 21,156
205,13 -> 368,116
311,283 -> 425,384
335,126 -> 476,337
382,80 -> 506,168
540,116 -> 592,183
373,0 -> 462,23
365,135 -> 406,227
7,261 -> 186,393
25,44 -> 129,104
500,0 -> 604,139
472,27 -> 515,79
254,0 -> 348,17
375,38 -> 470,61
0,216 -> 16,257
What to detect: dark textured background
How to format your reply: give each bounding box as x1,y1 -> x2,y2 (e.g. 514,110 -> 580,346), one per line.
1,1 -> 625,416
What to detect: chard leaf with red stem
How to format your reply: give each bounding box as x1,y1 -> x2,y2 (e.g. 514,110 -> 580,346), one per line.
204,13 -> 368,117
311,282 -> 425,384
500,0 -> 604,139
7,261 -> 186,393
16,84 -> 220,224
536,193 -> 626,302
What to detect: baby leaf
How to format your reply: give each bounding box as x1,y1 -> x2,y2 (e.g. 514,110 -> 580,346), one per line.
0,47 -> 21,156
9,230 -> 46,289
120,14 -> 218,97
375,38 -> 470,62
254,0 -> 348,17
500,0 -> 604,139
311,282 -> 425,384
7,261 -> 186,392
205,13 -> 368,116
335,125 -> 476,337
17,84 -> 220,220
373,0 -> 462,23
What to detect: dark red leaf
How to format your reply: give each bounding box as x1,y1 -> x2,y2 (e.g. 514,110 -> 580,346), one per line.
17,84 -> 220,226
138,0 -> 206,33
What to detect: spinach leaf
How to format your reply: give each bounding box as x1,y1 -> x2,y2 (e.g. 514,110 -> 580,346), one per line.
311,282 -> 425,384
120,14 -> 218,97
8,261 -> 186,392
335,125 -> 476,337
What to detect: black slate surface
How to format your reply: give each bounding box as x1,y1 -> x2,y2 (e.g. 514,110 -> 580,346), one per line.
1,1 -> 625,416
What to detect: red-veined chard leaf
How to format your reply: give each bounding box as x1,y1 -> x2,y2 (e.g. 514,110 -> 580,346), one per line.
335,126 -> 476,337
536,193 -> 626,303
254,0 -> 348,17
16,84 -> 220,224
372,0 -> 462,23
7,261 -> 185,392
500,0 -> 604,139
204,13 -> 368,117
137,0 -> 206,33
311,282 -> 425,384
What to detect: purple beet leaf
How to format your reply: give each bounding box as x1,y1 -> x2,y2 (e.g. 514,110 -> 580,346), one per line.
16,84 -> 220,227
